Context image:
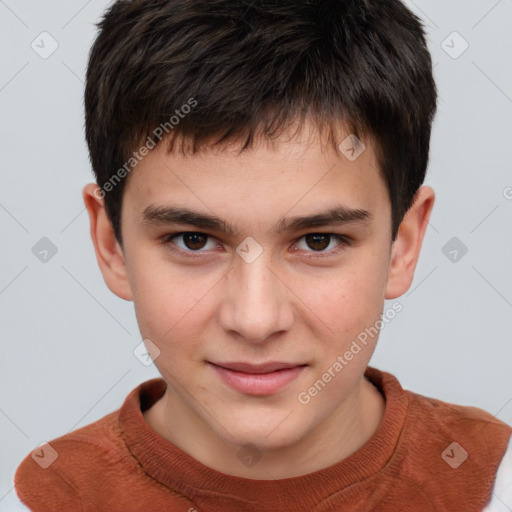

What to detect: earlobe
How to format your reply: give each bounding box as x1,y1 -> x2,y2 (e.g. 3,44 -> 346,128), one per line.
385,186 -> 435,299
82,183 -> 133,301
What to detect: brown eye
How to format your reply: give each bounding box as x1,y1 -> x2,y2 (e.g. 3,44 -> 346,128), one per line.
294,233 -> 350,257
160,232 -> 217,254
182,233 -> 208,250
305,234 -> 331,251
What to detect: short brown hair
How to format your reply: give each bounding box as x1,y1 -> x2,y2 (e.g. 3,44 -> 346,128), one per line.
85,0 -> 437,246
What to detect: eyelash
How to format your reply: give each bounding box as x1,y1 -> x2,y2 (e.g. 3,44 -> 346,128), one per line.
158,232 -> 352,259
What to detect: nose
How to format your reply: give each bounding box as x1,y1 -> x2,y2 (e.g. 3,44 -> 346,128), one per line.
218,250 -> 294,344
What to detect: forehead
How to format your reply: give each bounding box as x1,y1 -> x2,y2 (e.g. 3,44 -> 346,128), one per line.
122,119 -> 389,229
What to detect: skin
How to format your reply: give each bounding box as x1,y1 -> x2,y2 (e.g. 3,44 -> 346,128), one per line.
83,119 -> 435,479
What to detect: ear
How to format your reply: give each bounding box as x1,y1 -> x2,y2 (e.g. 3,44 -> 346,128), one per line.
385,186 -> 435,299
82,183 -> 133,301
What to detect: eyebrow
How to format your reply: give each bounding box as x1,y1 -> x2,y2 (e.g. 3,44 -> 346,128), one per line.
142,204 -> 372,235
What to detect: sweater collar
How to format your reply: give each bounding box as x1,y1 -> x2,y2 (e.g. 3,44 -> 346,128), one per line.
119,366 -> 409,511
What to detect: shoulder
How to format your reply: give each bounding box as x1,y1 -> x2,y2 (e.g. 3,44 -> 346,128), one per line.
14,378 -> 168,511
371,368 -> 511,452
483,436 -> 512,511
395,387 -> 511,509
405,388 -> 511,447
14,409 -> 128,512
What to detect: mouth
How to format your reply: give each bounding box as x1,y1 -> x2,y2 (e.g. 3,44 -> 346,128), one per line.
208,361 -> 308,395
210,361 -> 307,373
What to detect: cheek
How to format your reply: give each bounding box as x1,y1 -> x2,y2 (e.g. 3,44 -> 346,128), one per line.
129,254 -> 218,353
306,258 -> 388,346
128,255 -> 187,340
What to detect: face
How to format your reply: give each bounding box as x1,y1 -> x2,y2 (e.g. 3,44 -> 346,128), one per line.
113,121 -> 395,452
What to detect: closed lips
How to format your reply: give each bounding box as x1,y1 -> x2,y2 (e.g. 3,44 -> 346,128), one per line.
209,362 -> 307,374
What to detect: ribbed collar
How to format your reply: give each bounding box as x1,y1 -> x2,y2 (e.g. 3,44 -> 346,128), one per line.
118,366 -> 409,510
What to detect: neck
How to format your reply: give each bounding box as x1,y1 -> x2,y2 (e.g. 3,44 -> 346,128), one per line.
143,375 -> 385,479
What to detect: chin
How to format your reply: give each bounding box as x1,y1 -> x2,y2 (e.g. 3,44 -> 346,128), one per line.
224,422 -> 306,452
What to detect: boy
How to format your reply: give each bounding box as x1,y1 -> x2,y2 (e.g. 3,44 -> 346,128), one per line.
14,0 -> 512,510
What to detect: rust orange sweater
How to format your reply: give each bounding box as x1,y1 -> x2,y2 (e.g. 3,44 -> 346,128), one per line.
15,367 -> 511,511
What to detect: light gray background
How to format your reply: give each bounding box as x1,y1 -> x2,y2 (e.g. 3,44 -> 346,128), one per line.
1,0 -> 511,507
